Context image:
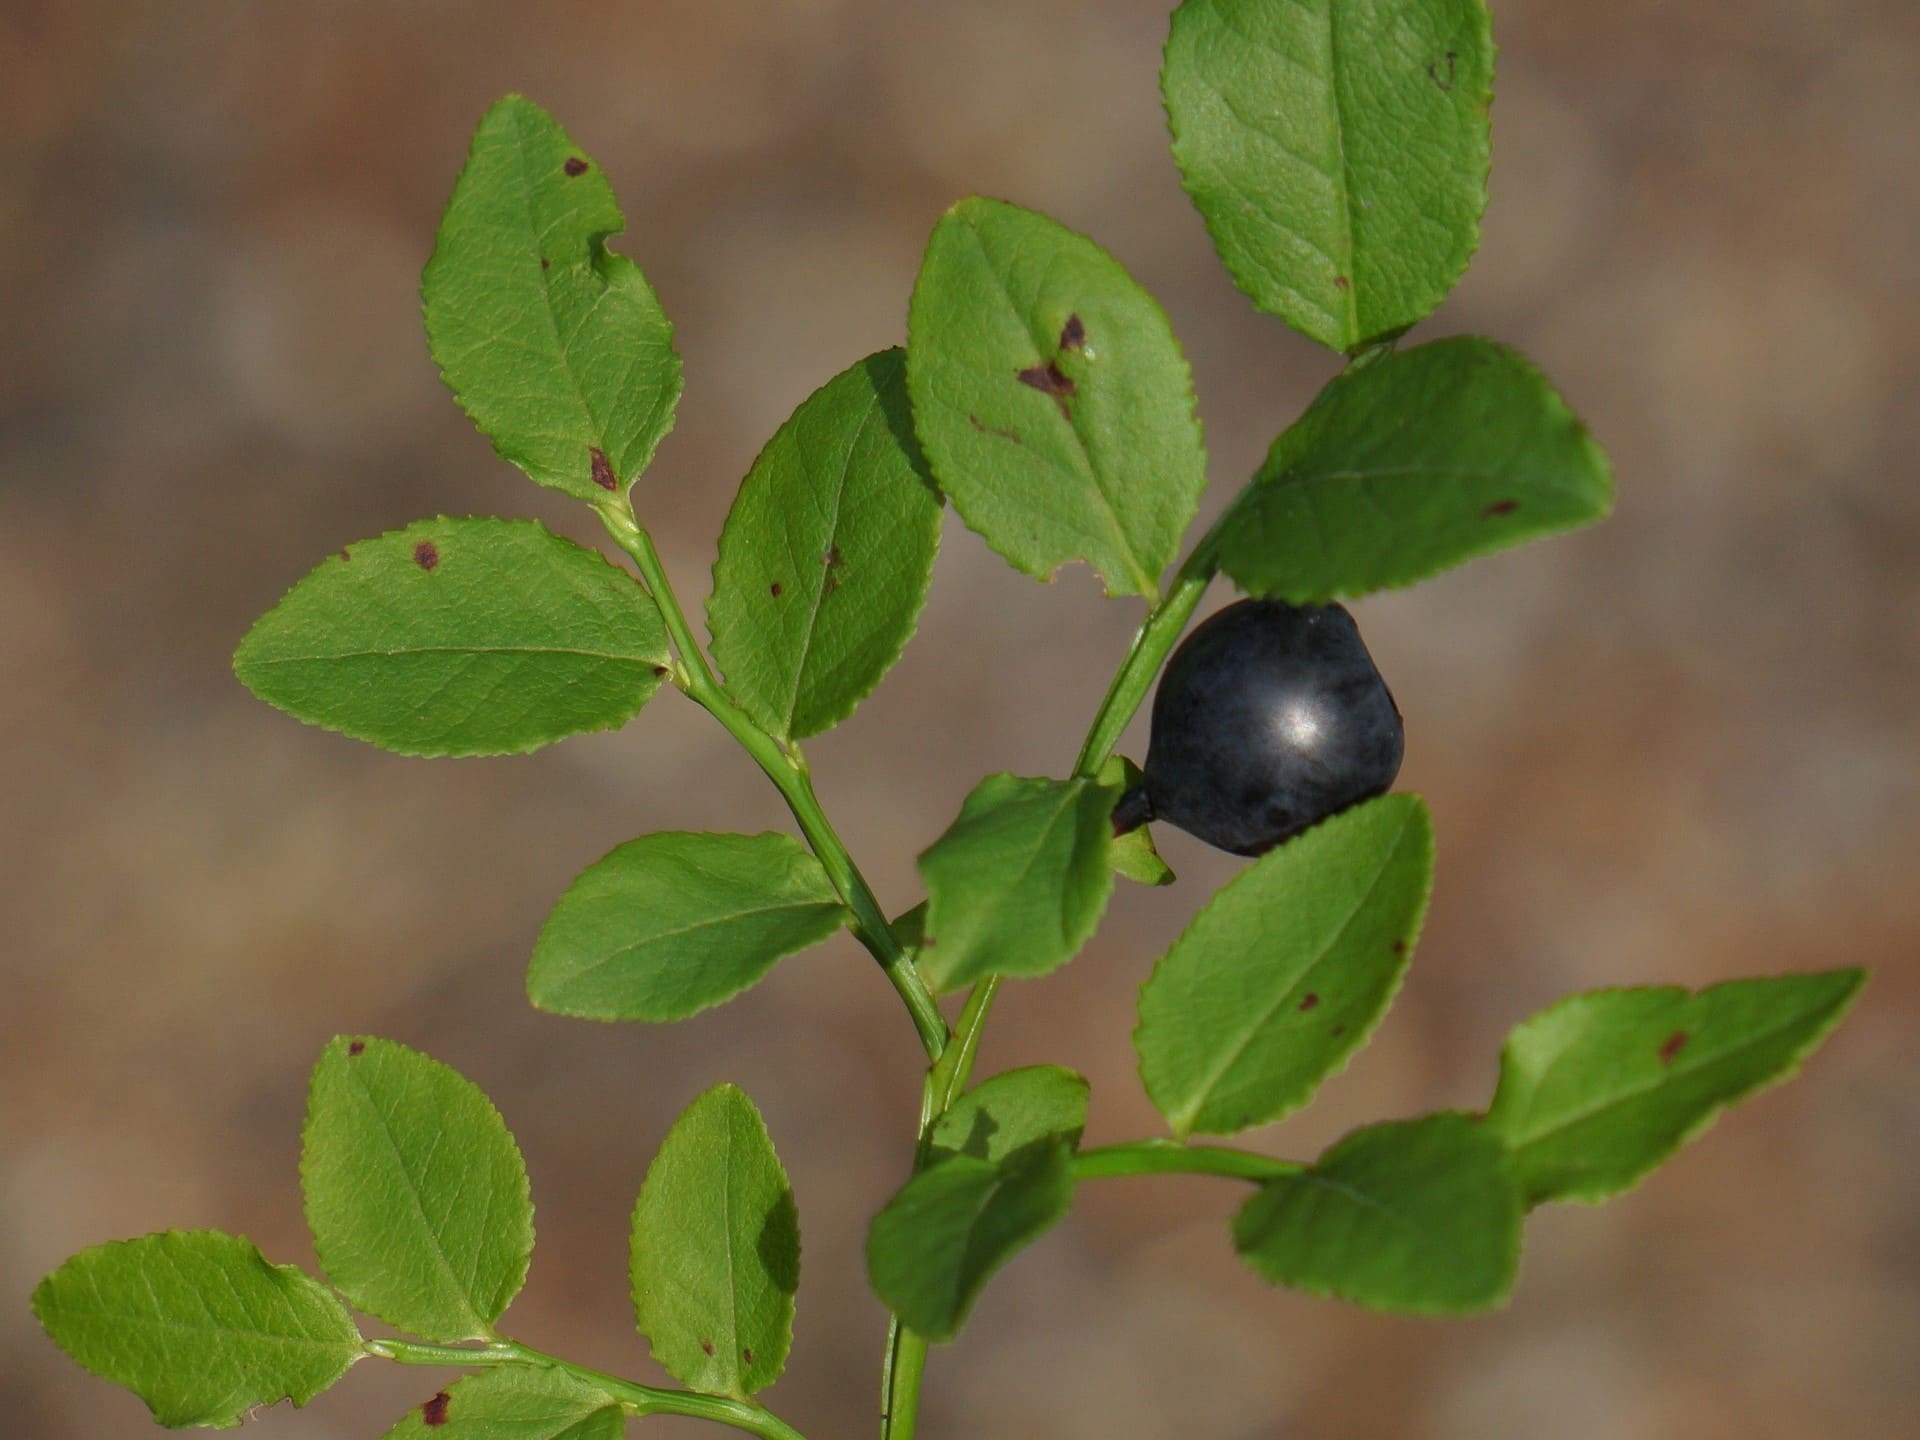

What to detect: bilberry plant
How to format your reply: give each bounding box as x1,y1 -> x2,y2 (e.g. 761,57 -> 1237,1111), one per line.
35,2 -> 1862,1437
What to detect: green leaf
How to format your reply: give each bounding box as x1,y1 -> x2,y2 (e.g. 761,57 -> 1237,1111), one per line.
377,1368 -> 623,1440
1234,1114 -> 1520,1313
1486,970 -> 1866,1207
708,349 -> 944,740
1163,0 -> 1495,351
423,94 -> 681,503
1215,339 -> 1613,603
302,1037 -> 533,1341
906,197 -> 1208,598
1136,794 -> 1434,1138
916,773 -> 1119,993
1098,755 -> 1174,886
929,1066 -> 1090,1165
630,1084 -> 800,1397
32,1230 -> 361,1429
234,517 -> 669,758
528,831 -> 848,1022
866,1142 -> 1075,1343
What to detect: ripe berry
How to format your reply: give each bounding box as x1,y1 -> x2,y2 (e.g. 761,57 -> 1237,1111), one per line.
1115,598 -> 1403,856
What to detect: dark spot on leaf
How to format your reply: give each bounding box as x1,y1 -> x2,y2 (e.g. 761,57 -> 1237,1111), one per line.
590,446 -> 618,492
1017,361 -> 1077,419
822,546 -> 843,568
769,582 -> 783,597
968,414 -> 1025,445
1330,1024 -> 1347,1037
652,664 -> 670,677
1427,51 -> 1458,91
742,1347 -> 754,1365
1659,1030 -> 1689,1065
348,1040 -> 366,1056
700,1339 -> 714,1356
337,548 -> 351,562
541,257 -> 550,270
1481,498 -> 1520,518
1391,939 -> 1406,955
1299,993 -> 1320,1011
422,1391 -> 450,1426
563,156 -> 589,177
413,541 -> 439,571
1333,275 -> 1351,291
1059,314 -> 1086,350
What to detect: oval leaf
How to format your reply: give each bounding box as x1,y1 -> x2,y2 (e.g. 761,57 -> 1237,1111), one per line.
303,1037 -> 533,1341
1486,970 -> 1866,1207
907,197 -> 1208,598
916,773 -> 1119,993
377,1361 -> 623,1440
423,94 -> 681,502
866,1142 -> 1075,1343
234,517 -> 670,757
630,1084 -> 800,1397
1234,1113 -> 1521,1313
929,1066 -> 1091,1166
1215,339 -> 1613,602
708,349 -> 943,740
528,831 -> 848,1022
1136,794 -> 1434,1138
33,1230 -> 361,1429
1164,0 -> 1495,351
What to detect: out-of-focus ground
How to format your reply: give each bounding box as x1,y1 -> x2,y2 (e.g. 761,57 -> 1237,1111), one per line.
4,2 -> 1917,1436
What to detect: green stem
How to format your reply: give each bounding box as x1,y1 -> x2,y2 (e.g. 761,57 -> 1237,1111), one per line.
1071,1139 -> 1302,1184
366,1338 -> 811,1440
598,501 -> 948,1060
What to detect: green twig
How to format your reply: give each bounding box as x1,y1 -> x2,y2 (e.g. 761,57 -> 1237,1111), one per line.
1072,1139 -> 1303,1184
597,500 -> 948,1060
367,1338 -> 811,1440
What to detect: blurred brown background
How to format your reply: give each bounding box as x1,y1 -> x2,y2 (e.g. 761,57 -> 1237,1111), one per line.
5,1 -> 1917,1436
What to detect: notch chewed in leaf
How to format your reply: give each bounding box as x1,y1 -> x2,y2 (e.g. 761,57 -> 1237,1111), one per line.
423,95 -> 681,504
32,1230 -> 362,1429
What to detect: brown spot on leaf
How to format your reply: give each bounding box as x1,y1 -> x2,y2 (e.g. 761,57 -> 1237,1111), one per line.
1059,314 -> 1086,350
1332,275 -> 1351,291
742,1347 -> 754,1366
338,548 -> 351,562
413,541 -> 439,571
1659,1030 -> 1690,1065
563,156 -> 589,177
540,257 -> 550,270
769,582 -> 783,597
822,546 -> 843,568
652,664 -> 670,678
1427,51 -> 1458,91
1299,993 -> 1320,1011
700,1339 -> 715,1356
1018,361 -> 1077,405
422,1392 -> 450,1426
348,1040 -> 366,1056
968,414 -> 1025,445
1330,1024 -> 1347,1037
590,447 -> 618,492
1391,939 -> 1406,955
1481,498 -> 1519,518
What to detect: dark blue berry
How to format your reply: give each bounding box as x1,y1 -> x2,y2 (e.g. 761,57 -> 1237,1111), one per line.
1121,599 -> 1403,856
